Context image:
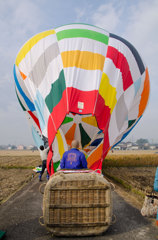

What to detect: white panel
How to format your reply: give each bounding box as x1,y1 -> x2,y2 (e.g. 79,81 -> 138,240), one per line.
127,71 -> 146,119
103,58 -> 122,85
136,71 -> 146,96
112,133 -> 123,147
18,34 -> 57,76
64,67 -> 102,91
38,55 -> 63,98
15,86 -> 29,111
58,38 -> 108,55
60,121 -> 74,135
115,73 -> 124,101
43,107 -> 50,136
25,111 -> 41,135
103,58 -> 124,100
81,122 -> 99,140
124,84 -> 135,111
108,108 -> 119,146
15,66 -> 33,107
55,24 -> 109,36
128,95 -> 140,120
120,120 -> 128,133
52,136 -> 61,162
109,37 -> 142,82
24,77 -> 37,101
112,120 -> 128,147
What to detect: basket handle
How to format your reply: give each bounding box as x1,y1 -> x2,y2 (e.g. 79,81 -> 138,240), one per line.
39,183 -> 46,194
94,169 -> 102,174
111,214 -> 116,224
110,182 -> 115,191
39,216 -> 45,226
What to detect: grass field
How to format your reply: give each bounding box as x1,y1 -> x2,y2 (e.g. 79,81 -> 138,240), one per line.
104,150 -> 158,167
0,150 -> 40,203
102,150 -> 158,203
0,149 -> 158,204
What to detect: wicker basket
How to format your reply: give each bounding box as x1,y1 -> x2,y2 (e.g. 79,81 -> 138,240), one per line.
43,170 -> 112,236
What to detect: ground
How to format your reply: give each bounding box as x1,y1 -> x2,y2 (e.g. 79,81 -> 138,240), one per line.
0,150 -> 158,206
104,167 -> 156,192
0,150 -> 40,203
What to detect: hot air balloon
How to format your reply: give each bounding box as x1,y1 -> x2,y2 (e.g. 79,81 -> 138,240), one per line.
13,23 -> 150,176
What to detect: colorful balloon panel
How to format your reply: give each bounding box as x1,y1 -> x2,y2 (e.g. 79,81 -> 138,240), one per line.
14,24 -> 150,175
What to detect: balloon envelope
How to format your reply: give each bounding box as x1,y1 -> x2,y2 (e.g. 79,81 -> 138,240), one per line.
14,24 -> 150,174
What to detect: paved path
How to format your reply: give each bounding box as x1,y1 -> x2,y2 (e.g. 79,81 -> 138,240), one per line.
0,176 -> 158,240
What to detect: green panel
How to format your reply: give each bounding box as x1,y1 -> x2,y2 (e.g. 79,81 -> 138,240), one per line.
45,70 -> 66,113
53,160 -> 60,172
0,230 -> 6,239
16,89 -> 26,111
57,29 -> 109,45
62,116 -> 73,125
79,123 -> 91,148
128,119 -> 136,128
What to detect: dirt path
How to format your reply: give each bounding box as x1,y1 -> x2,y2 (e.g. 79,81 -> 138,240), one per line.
0,176 -> 158,240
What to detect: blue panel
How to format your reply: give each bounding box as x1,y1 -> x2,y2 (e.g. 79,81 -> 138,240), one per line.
90,138 -> 103,146
34,90 -> 46,132
110,33 -> 145,75
134,77 -> 141,96
13,65 -> 35,111
111,116 -> 142,149
32,126 -> 44,148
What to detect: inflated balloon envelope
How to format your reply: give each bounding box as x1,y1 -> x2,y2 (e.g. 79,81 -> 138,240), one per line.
14,23 -> 150,175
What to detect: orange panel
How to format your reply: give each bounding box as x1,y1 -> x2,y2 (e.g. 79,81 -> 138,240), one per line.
87,143 -> 103,168
138,68 -> 150,117
20,70 -> 27,80
65,123 -> 76,146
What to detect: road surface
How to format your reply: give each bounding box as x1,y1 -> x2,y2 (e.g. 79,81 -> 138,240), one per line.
0,176 -> 158,240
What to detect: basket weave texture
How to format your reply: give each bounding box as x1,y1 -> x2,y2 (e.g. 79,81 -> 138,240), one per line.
43,171 -> 112,236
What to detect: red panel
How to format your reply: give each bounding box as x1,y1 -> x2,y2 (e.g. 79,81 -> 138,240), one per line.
94,94 -> 111,130
47,89 -> 68,146
48,116 -> 56,148
28,111 -> 41,132
94,93 -> 111,163
47,90 -> 68,176
46,146 -> 54,175
106,46 -> 133,91
89,159 -> 102,171
67,87 -> 98,114
102,131 -> 110,159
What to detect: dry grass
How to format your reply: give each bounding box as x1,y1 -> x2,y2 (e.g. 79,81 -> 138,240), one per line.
102,150 -> 158,204
1,149 -> 158,205
0,169 -> 33,202
104,150 -> 158,167
0,150 -> 41,204
0,150 -> 40,168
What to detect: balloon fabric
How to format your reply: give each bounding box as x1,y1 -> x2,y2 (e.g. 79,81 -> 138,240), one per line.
14,24 -> 150,175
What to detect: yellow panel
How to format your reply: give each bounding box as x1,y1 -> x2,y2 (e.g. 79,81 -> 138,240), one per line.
81,116 -> 98,127
99,72 -> 117,113
61,50 -> 105,71
16,30 -> 55,66
56,129 -> 65,158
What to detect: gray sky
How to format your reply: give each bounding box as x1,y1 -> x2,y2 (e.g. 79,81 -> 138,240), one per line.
0,0 -> 158,145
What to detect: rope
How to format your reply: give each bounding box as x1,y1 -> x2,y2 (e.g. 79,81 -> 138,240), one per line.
39,183 -> 46,194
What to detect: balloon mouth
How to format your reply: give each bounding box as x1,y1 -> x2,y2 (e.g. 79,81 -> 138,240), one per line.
60,112 -> 103,150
